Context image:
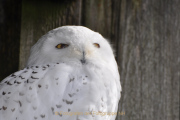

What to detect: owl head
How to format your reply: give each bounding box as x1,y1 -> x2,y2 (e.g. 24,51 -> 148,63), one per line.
27,26 -> 116,68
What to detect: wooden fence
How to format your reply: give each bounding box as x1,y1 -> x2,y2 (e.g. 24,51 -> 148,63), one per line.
0,0 -> 179,120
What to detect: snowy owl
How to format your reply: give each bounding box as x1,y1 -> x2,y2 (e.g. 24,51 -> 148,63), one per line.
0,26 -> 121,120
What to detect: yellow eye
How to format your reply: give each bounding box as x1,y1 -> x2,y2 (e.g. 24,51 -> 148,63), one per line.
93,43 -> 100,48
56,43 -> 69,49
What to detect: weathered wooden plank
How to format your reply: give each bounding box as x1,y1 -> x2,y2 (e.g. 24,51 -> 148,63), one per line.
0,0 -> 21,80
111,0 -> 180,120
19,0 -> 82,69
82,0 -> 112,40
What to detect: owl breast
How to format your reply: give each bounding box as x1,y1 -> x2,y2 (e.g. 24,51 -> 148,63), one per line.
0,63 -> 120,120
48,63 -> 120,120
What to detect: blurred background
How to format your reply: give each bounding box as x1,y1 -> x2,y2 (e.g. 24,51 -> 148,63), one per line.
0,0 -> 179,120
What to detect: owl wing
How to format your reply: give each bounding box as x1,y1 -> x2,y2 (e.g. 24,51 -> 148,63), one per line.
0,63 -> 69,120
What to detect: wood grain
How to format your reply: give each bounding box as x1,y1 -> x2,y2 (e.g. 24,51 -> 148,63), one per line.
112,0 -> 180,120
0,0 -> 21,80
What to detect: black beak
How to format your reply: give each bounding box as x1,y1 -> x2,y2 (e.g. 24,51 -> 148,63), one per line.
80,51 -> 86,64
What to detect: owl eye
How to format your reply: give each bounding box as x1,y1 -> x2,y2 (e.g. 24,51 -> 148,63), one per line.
56,43 -> 69,49
93,43 -> 100,48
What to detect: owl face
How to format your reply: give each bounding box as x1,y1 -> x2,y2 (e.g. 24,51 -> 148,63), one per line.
27,26 -> 115,67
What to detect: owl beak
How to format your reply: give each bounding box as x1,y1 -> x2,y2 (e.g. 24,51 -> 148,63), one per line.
80,51 -> 86,64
